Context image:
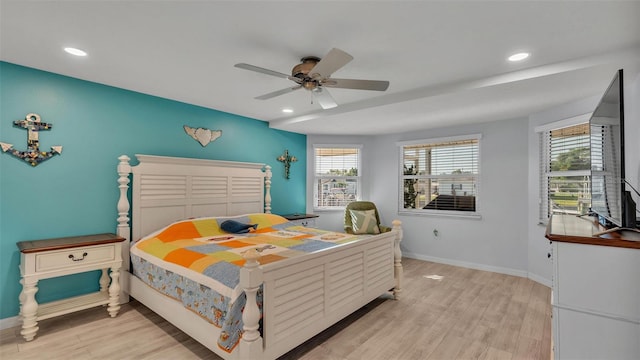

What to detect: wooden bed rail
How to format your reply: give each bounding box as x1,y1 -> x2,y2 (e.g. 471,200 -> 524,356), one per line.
239,220 -> 404,359
392,219 -> 403,299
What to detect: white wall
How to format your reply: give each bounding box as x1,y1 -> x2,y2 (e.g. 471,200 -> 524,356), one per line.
309,118 -> 532,278
372,119 -> 530,277
307,70 -> 640,286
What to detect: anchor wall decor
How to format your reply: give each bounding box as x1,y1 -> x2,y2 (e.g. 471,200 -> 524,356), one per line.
1,113 -> 63,166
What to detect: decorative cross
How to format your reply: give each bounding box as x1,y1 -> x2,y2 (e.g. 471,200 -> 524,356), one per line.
276,149 -> 297,179
0,113 -> 63,166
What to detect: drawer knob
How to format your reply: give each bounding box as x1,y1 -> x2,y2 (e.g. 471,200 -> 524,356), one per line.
68,252 -> 88,261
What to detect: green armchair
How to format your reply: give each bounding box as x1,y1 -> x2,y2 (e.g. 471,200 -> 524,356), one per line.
344,201 -> 392,234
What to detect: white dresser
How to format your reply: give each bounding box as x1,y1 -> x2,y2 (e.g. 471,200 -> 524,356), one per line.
546,214 -> 640,360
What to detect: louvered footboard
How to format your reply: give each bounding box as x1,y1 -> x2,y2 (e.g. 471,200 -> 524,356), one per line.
240,229 -> 400,359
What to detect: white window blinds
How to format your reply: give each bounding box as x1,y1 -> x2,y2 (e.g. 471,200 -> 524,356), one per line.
313,146 -> 361,208
401,136 -> 479,213
539,122 -> 591,221
314,148 -> 359,176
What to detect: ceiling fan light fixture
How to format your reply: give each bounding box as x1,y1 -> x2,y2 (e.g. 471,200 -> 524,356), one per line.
508,52 -> 530,62
303,81 -> 318,91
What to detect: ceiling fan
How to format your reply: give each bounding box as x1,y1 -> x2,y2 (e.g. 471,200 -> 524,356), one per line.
234,48 -> 389,110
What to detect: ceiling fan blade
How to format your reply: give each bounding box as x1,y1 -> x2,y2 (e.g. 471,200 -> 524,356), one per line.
255,85 -> 302,100
323,78 -> 390,91
235,63 -> 291,79
312,88 -> 338,109
308,48 -> 354,80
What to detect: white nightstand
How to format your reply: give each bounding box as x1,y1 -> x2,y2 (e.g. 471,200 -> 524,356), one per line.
17,233 -> 125,341
282,213 -> 319,228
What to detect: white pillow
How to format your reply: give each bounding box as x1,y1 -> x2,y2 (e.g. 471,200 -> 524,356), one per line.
349,209 -> 381,234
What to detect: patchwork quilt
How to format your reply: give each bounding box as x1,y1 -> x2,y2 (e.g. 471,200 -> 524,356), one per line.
130,213 -> 369,352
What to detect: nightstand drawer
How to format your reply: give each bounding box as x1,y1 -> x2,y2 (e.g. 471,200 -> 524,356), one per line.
36,245 -> 116,272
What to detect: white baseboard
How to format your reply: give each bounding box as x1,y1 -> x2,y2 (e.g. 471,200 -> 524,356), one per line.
527,272 -> 552,288
403,252 -> 551,287
0,315 -> 20,331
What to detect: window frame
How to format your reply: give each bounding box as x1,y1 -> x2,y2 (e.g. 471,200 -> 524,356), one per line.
312,144 -> 362,211
536,113 -> 592,224
397,134 -> 481,219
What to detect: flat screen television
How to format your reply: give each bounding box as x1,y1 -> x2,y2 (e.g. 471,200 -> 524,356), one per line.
589,69 -> 637,229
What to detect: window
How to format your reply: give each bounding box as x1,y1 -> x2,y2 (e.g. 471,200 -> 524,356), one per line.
313,145 -> 361,209
539,121 -> 591,222
399,135 -> 480,216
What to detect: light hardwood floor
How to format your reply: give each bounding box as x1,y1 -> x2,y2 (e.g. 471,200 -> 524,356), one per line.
1,258 -> 552,360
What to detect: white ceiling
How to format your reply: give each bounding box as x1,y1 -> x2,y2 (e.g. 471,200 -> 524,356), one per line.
2,1 -> 639,136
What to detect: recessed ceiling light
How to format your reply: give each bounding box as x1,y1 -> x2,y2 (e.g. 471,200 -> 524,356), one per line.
282,108 -> 294,113
508,52 -> 530,62
64,47 -> 87,57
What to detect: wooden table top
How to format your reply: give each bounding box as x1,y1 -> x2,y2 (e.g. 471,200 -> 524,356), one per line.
545,214 -> 640,249
17,233 -> 125,253
281,213 -> 319,220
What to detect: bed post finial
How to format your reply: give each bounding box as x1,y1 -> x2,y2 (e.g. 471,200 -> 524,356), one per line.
264,165 -> 272,214
392,219 -> 403,300
117,155 -> 131,238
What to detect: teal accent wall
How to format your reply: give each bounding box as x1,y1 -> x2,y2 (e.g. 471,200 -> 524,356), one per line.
0,62 -> 306,320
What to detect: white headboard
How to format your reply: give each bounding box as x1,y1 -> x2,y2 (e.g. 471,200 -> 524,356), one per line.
116,154 -> 272,244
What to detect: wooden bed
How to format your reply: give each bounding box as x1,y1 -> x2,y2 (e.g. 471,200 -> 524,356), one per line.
115,154 -> 403,360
